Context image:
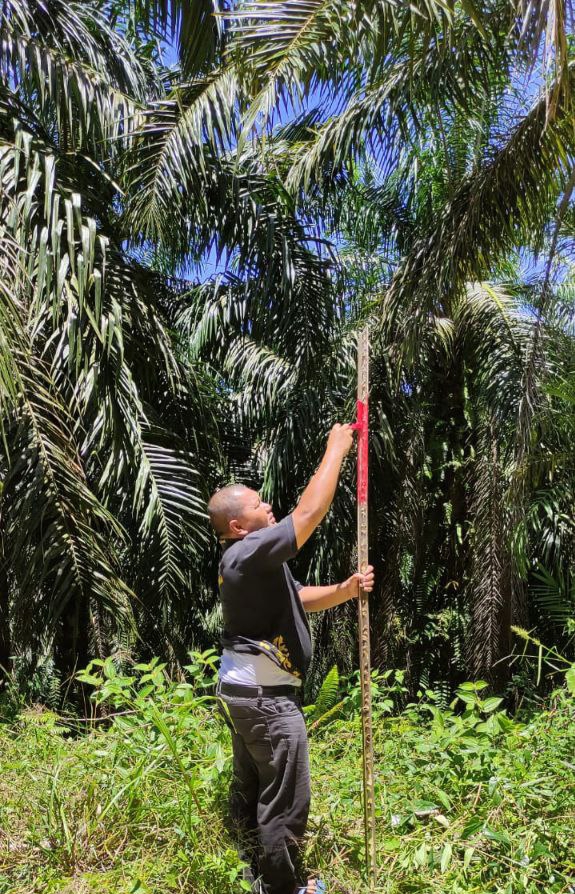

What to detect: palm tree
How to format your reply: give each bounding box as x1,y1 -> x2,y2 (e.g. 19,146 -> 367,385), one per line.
0,0 -> 339,700
0,1 -> 228,694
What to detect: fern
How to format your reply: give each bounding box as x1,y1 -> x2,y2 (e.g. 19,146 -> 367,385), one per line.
305,665 -> 340,727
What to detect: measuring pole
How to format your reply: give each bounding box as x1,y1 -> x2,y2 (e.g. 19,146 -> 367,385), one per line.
354,326 -> 377,892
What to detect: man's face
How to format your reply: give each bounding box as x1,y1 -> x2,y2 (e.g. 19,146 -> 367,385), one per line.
230,488 -> 275,537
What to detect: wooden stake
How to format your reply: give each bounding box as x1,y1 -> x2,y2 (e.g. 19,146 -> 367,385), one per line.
356,325 -> 376,891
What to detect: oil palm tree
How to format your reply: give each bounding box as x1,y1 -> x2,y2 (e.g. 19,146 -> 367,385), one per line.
0,1 -> 228,692
0,0 -> 339,697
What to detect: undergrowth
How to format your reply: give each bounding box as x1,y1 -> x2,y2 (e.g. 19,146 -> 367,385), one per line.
0,653 -> 574,894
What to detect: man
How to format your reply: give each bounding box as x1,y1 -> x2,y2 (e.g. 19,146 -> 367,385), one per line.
208,423 -> 375,894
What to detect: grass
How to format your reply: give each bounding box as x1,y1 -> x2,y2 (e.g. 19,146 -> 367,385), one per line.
0,659 -> 574,894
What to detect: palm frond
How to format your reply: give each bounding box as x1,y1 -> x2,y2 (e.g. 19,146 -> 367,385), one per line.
531,563 -> 575,626
228,0 -> 496,139
283,10 -> 511,193
516,0 -> 573,116
125,69 -> 237,252
0,234 -> 26,405
132,431 -> 208,603
383,64 -> 575,329
2,356 -> 134,653
134,0 -> 224,75
0,1 -> 156,154
229,0 -> 342,134
0,107 -> 219,669
459,282 -> 532,427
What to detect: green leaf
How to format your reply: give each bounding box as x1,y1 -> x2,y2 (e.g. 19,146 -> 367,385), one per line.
482,697 -> 504,714
461,818 -> 483,839
435,789 -> 452,810
483,827 -> 510,846
76,673 -> 102,686
440,841 -> 452,872
412,842 -> 428,868
382,837 -> 401,852
459,681 -> 488,692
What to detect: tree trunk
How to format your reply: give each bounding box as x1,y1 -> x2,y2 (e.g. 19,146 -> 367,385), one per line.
0,561 -> 11,683
468,424 -> 513,689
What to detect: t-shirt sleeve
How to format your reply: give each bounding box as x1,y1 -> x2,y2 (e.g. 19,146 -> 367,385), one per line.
234,515 -> 299,569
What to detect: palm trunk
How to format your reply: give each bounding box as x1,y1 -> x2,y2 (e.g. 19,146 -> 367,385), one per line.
0,561 -> 11,680
468,424 -> 512,688
53,595 -> 91,701
407,353 -> 469,691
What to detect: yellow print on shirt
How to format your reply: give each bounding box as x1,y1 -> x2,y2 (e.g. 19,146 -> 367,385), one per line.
271,635 -> 302,679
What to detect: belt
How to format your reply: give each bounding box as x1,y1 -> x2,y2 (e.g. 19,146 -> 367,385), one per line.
218,681 -> 301,698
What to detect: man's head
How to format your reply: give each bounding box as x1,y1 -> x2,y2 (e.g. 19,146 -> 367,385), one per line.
207,485 -> 276,540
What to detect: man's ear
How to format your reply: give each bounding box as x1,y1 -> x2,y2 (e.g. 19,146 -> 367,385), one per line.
229,518 -> 246,537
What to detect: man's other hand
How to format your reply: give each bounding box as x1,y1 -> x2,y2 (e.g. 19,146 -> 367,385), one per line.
343,565 -> 375,597
326,423 -> 354,457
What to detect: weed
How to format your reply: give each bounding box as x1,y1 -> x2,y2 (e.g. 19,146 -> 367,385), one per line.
1,658 -> 574,893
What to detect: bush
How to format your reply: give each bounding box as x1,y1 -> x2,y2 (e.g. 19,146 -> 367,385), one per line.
1,658 -> 574,893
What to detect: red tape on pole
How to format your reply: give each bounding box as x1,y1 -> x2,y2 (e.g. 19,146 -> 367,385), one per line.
351,398 -> 368,504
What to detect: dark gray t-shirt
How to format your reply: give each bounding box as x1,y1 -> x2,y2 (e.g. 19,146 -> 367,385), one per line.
218,515 -> 313,681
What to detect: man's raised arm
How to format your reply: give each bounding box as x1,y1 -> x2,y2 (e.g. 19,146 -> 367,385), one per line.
291,424 -> 354,550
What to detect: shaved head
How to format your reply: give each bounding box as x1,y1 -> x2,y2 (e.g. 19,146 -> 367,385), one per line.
208,485 -> 275,539
207,484 -> 251,537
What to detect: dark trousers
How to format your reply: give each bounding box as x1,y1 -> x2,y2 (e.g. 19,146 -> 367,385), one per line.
217,685 -> 311,894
